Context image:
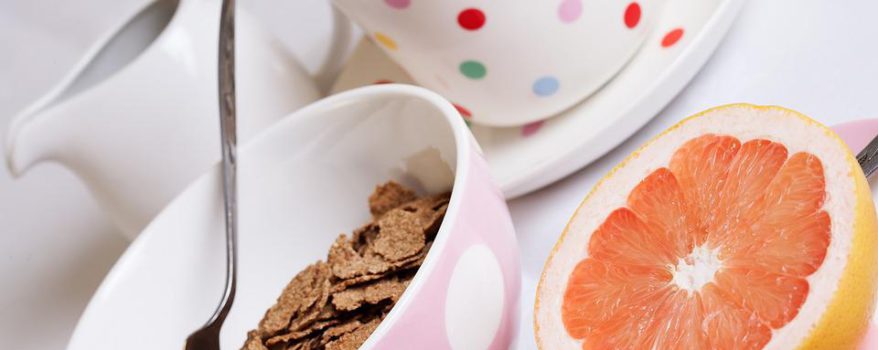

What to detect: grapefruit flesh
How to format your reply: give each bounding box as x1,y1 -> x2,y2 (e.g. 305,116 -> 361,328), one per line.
535,105 -> 878,350
562,135 -> 828,349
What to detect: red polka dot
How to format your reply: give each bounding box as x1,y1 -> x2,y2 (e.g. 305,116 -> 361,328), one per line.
453,103 -> 472,119
624,2 -> 641,29
661,28 -> 684,47
373,79 -> 393,84
384,0 -> 410,9
522,121 -> 544,137
458,8 -> 486,31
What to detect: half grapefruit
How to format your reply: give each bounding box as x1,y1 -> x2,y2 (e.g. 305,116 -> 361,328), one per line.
535,104 -> 878,349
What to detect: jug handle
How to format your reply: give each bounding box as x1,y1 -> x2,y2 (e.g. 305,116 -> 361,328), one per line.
313,6 -> 353,93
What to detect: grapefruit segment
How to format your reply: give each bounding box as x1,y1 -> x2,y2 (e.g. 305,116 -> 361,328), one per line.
562,259 -> 672,339
700,284 -> 772,350
536,105 -> 878,350
759,152 -> 826,218
580,291 -> 670,350
669,134 -> 741,245
713,267 -> 809,328
707,139 -> 788,250
588,208 -> 677,266
652,291 -> 708,350
726,211 -> 831,276
627,168 -> 696,259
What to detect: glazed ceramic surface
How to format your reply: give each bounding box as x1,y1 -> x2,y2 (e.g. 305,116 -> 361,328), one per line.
5,0 -> 322,237
332,0 -> 743,198
67,85 -> 521,350
332,0 -> 665,126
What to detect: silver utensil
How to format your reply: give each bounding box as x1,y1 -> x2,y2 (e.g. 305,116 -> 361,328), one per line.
184,0 -> 238,348
857,133 -> 878,178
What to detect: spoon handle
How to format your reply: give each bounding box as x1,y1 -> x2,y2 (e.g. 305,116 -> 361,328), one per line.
183,1 -> 237,348
215,0 -> 238,325
857,133 -> 878,178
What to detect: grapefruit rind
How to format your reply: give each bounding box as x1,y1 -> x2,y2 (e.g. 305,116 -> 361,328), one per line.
796,151 -> 878,349
534,104 -> 878,350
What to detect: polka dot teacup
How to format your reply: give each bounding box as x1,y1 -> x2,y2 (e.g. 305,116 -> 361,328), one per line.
332,0 -> 665,126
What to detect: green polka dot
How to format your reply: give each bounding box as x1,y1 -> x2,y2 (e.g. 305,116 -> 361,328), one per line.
459,60 -> 486,79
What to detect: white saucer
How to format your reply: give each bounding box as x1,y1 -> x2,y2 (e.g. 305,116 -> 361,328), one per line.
332,0 -> 745,198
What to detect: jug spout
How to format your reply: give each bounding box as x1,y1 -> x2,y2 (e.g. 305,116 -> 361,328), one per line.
4,98 -> 160,238
6,105 -> 67,178
4,96 -> 165,237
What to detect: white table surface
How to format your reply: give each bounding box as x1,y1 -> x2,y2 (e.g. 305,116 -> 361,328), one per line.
2,0 -> 878,349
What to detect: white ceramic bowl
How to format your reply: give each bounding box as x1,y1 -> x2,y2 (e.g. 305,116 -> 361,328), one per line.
67,85 -> 520,349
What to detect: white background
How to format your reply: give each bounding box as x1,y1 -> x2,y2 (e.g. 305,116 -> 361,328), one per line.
2,0 -> 878,349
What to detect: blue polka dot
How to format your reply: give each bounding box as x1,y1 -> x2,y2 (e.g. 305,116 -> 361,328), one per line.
533,76 -> 559,96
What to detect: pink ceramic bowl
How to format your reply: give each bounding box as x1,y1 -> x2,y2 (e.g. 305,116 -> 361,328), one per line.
67,85 -> 520,349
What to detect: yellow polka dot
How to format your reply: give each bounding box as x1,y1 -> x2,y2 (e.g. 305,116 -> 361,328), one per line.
374,32 -> 398,50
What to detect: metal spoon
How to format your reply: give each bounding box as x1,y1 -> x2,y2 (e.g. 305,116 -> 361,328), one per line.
185,0 -> 238,348
858,133 -> 878,178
